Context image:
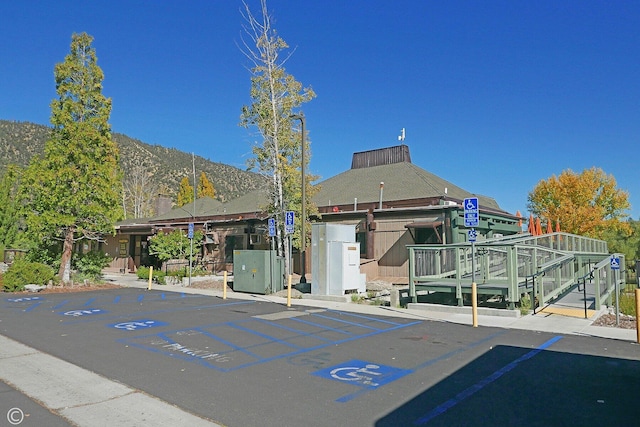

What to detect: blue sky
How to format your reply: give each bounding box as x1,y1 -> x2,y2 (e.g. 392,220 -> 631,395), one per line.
2,1 -> 639,219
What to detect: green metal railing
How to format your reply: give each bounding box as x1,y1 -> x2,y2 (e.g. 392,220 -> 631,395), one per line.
408,232 -> 613,309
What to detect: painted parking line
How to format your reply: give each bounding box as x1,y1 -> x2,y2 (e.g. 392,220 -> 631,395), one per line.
62,300 -> 256,325
119,310 -> 421,372
3,291 -> 205,315
412,335 -> 564,425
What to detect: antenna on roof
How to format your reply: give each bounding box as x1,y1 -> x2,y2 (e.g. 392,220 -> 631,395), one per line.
398,128 -> 405,141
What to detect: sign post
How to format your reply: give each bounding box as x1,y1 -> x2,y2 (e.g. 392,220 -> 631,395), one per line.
611,256 -> 620,326
285,211 -> 295,274
188,223 -> 194,287
464,198 -> 479,327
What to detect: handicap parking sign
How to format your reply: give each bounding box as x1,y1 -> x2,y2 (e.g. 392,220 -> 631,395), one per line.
285,211 -> 295,234
463,197 -> 479,228
610,257 -> 620,270
268,218 -> 276,237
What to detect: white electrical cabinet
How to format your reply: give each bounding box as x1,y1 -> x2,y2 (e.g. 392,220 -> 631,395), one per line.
312,223 -> 365,296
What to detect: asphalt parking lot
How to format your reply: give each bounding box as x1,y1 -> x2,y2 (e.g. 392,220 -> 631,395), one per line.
1,288 -> 639,427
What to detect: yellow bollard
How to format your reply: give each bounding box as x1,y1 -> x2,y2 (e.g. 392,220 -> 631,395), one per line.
147,266 -> 153,291
223,271 -> 227,300
287,275 -> 292,307
635,289 -> 640,344
471,282 -> 478,327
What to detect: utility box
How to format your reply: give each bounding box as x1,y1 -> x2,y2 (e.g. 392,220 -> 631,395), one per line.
311,223 -> 365,296
233,250 -> 284,294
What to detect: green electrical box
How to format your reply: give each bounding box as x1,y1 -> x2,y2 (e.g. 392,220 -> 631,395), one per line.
232,250 -> 284,294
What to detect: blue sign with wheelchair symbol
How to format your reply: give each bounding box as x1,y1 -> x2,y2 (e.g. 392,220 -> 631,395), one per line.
464,197 -> 479,227
610,257 -> 620,270
285,211 -> 295,234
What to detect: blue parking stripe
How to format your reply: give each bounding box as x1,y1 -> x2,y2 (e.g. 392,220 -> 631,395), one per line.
113,296 -> 121,304
413,335 -> 564,425
290,316 -> 354,335
24,302 -> 43,312
229,322 -> 303,350
252,318 -> 336,343
326,309 -> 408,326
311,313 -> 382,331
83,297 -> 96,306
52,300 -> 70,310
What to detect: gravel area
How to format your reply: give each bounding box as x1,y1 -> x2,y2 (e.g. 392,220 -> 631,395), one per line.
592,312 -> 637,329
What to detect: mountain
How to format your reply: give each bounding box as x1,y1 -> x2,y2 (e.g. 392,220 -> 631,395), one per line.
0,119 -> 266,203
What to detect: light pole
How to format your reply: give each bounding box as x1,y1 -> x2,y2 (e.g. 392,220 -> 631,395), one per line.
290,113 -> 307,283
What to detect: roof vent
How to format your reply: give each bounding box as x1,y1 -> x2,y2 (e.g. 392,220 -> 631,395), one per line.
351,144 -> 411,169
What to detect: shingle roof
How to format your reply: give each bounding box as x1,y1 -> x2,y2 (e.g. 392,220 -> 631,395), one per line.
151,196 -> 224,221
312,161 -> 502,211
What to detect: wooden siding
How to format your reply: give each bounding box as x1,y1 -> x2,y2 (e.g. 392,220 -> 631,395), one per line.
373,218 -> 416,277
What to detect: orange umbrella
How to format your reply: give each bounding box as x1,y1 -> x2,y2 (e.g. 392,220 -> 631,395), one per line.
555,219 -> 561,232
527,214 -> 535,235
535,217 -> 542,236
516,210 -> 523,228
546,218 -> 553,234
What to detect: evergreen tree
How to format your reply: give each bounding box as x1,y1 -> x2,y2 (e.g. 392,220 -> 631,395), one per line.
21,33 -> 122,282
0,165 -> 24,250
177,176 -> 194,207
197,171 -> 216,199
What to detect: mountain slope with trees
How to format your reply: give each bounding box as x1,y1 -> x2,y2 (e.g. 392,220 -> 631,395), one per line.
0,119 -> 267,206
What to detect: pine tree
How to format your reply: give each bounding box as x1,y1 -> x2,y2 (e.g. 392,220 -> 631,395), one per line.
197,172 -> 216,199
0,165 -> 23,250
21,33 -> 122,282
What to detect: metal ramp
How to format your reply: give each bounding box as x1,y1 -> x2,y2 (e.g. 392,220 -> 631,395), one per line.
407,233 -> 623,311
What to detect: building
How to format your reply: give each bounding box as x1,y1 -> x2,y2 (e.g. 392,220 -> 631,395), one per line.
106,144 -> 521,282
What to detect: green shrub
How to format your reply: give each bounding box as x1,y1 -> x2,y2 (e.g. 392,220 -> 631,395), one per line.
137,266 -> 166,285
618,292 -> 637,317
519,293 -> 532,315
74,252 -> 111,280
3,259 -> 55,292
136,266 -> 150,279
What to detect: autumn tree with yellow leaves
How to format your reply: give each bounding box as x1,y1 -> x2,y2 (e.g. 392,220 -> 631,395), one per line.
527,167 -> 631,240
196,172 -> 215,199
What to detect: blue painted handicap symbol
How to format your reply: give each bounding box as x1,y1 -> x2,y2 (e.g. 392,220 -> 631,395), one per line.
60,308 -> 106,317
7,296 -> 42,303
108,319 -> 168,331
313,359 -> 412,389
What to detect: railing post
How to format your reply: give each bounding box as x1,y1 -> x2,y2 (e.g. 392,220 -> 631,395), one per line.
508,246 -> 518,306
408,247 -> 416,303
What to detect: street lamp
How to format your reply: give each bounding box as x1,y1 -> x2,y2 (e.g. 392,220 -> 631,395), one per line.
290,113 -> 307,284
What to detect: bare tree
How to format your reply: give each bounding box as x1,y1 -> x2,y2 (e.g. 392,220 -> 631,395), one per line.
123,163 -> 158,218
239,0 -> 315,277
